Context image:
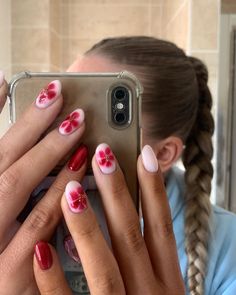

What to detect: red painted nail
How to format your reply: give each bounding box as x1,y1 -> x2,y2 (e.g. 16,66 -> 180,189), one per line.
34,241 -> 53,270
68,144 -> 88,171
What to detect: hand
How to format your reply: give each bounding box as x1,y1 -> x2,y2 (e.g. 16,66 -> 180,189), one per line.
0,78 -> 87,295
33,144 -> 185,295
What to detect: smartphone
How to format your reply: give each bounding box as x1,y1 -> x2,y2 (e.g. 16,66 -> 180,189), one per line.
8,71 -> 142,294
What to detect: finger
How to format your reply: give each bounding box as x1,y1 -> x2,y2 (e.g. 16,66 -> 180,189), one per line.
0,71 -> 8,113
33,241 -> 72,295
137,145 -> 184,288
0,80 -> 63,174
1,145 -> 87,268
92,143 -> 157,294
0,110 -> 85,238
61,180 -> 125,295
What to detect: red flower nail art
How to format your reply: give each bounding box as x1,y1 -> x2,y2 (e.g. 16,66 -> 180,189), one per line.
95,143 -> 116,174
59,109 -> 85,135
36,80 -> 61,108
65,181 -> 87,213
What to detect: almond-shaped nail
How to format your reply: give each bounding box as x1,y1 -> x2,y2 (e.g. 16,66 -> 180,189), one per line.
0,70 -> 4,88
141,145 -> 158,173
34,241 -> 53,270
64,235 -> 81,263
65,181 -> 88,213
68,144 -> 88,171
59,108 -> 85,135
95,143 -> 116,174
35,80 -> 61,108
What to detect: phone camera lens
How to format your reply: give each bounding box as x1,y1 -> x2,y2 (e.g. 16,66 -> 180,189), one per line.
113,87 -> 127,100
114,112 -> 126,124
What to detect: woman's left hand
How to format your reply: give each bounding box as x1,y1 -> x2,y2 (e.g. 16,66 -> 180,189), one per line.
33,144 -> 185,295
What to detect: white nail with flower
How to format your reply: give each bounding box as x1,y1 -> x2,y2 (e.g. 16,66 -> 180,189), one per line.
95,143 -> 116,174
59,108 -> 85,135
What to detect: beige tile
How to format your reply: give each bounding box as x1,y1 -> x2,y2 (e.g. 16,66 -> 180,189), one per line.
69,5 -> 149,39
150,5 -> 163,37
64,0 -> 151,4
12,28 -> 50,64
50,0 -> 61,33
164,1 -> 189,51
11,0 -> 49,27
162,0 -> 187,26
60,4 -> 69,37
61,38 -> 100,70
50,31 -> 61,69
12,63 -> 52,74
191,0 -> 219,50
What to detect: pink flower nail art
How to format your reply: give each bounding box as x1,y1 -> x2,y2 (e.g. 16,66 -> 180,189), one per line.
64,235 -> 81,263
95,143 -> 116,174
59,108 -> 85,135
65,181 -> 88,213
36,80 -> 61,108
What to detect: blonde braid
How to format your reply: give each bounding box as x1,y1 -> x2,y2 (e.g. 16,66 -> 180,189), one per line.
182,57 -> 215,294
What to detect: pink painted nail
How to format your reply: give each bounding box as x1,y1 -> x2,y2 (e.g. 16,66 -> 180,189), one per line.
36,80 -> 61,108
59,108 -> 85,135
65,181 -> 88,213
64,235 -> 80,263
141,145 -> 158,173
0,71 -> 4,88
95,143 -> 116,174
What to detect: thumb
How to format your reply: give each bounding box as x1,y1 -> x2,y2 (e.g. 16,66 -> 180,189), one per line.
33,241 -> 72,295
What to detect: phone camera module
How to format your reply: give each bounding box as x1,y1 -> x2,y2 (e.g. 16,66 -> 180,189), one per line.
113,87 -> 128,100
114,112 -> 126,124
111,85 -> 131,127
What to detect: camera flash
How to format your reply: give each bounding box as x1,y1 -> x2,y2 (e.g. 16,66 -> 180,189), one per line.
116,103 -> 124,110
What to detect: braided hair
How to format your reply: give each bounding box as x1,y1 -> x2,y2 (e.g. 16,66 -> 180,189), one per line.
85,36 -> 215,294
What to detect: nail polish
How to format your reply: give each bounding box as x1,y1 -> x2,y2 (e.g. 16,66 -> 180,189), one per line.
34,241 -> 53,270
64,235 -> 80,263
95,143 -> 116,174
35,80 -> 61,108
65,181 -> 87,213
0,70 -> 4,87
59,108 -> 85,135
141,145 -> 158,173
68,144 -> 88,171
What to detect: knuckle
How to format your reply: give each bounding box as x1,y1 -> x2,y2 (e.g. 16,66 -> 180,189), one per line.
26,206 -> 52,232
75,214 -> 100,240
158,216 -> 174,239
123,221 -> 144,253
91,270 -> 122,294
40,285 -> 64,295
0,169 -> 19,198
110,176 -> 128,199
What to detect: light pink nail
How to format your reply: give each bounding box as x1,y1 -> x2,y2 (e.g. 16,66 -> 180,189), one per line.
95,143 -> 116,174
65,181 -> 87,213
0,71 -> 4,88
59,108 -> 84,135
35,80 -> 61,108
141,145 -> 158,173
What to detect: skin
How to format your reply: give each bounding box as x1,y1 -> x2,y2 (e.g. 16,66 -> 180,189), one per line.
0,55 -> 185,294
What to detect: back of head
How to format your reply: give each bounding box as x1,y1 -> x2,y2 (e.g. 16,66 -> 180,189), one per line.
86,36 -> 215,294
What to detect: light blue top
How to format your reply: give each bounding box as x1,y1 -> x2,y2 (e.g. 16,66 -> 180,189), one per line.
166,166 -> 236,294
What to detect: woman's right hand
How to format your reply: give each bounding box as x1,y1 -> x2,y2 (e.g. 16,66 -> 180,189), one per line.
0,74 -> 87,295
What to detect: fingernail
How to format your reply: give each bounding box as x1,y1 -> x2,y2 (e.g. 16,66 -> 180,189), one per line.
65,181 -> 88,213
59,108 -> 85,135
95,143 -> 116,174
68,144 -> 88,171
34,241 -> 53,270
141,145 -> 158,173
64,235 -> 81,263
0,70 -> 4,87
36,80 -> 61,108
